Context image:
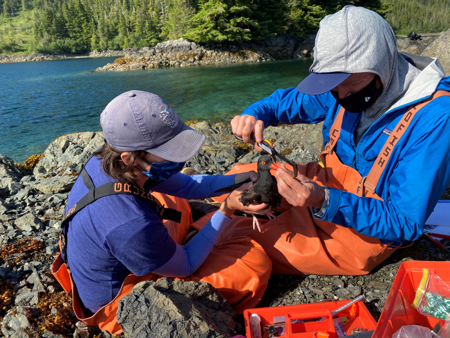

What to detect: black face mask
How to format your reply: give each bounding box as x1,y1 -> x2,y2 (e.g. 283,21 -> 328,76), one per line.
331,76 -> 383,113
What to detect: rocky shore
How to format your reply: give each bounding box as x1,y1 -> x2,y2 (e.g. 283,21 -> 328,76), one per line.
1,122 -> 450,337
95,35 -> 315,72
0,50 -> 123,64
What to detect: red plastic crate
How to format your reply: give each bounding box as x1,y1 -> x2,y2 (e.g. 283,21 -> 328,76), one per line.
244,299 -> 376,338
372,261 -> 450,338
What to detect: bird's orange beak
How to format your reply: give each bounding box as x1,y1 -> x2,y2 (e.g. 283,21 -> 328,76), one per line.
269,163 -> 280,171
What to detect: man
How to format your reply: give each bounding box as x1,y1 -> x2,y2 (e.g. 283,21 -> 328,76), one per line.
230,6 -> 450,275
52,90 -> 271,334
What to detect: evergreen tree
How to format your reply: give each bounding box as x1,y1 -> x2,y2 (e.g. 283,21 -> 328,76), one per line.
183,0 -> 258,42
162,0 -> 195,40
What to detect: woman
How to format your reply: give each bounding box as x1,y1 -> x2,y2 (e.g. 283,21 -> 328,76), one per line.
52,90 -> 272,334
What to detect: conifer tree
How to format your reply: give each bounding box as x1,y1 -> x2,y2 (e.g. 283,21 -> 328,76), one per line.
162,0 -> 195,40
183,0 -> 258,42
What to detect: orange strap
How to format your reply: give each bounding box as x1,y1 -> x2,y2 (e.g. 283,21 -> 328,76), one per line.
361,90 -> 450,194
325,91 -> 450,197
324,106 -> 345,154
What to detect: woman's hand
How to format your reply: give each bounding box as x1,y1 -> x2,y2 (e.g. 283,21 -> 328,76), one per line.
219,182 -> 269,218
234,171 -> 258,184
274,164 -> 325,209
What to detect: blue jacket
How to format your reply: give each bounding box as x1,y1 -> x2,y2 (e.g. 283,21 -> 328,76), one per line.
242,60 -> 450,244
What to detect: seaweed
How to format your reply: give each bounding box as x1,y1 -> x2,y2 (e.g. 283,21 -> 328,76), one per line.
36,291 -> 77,336
14,154 -> 43,175
0,280 -> 15,322
0,238 -> 44,265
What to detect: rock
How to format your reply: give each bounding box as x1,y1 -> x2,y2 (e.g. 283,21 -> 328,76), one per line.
117,278 -> 237,338
347,285 -> 362,297
0,200 -> 8,215
27,270 -> 46,292
1,311 -> 32,336
33,132 -> 104,176
369,281 -> 391,291
15,291 -> 40,306
335,288 -> 351,298
32,176 -> 77,194
0,155 -> 23,198
332,278 -> 345,288
421,29 -> 450,76
14,213 -> 43,231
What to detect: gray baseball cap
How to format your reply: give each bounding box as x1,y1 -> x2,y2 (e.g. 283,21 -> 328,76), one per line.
100,90 -> 205,162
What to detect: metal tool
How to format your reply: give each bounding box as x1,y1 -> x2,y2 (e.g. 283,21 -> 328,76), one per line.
331,294 -> 365,316
234,134 -> 298,178
423,231 -> 450,248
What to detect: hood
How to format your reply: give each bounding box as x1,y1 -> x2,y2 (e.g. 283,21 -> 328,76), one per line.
389,58 -> 446,111
311,5 -> 422,117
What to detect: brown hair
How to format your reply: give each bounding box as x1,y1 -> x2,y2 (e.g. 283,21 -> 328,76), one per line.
93,143 -> 148,183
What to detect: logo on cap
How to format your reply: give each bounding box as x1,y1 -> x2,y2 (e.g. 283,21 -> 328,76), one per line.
159,106 -> 179,128
365,97 -> 371,102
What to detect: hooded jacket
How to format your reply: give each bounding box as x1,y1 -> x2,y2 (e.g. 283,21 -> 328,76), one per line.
242,58 -> 450,244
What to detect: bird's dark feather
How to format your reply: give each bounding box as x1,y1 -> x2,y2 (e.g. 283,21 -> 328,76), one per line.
239,155 -> 282,209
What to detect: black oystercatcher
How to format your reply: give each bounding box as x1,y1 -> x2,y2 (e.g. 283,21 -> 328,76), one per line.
239,155 -> 282,232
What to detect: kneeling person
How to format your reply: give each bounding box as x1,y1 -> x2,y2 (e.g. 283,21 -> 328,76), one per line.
52,91 -> 271,334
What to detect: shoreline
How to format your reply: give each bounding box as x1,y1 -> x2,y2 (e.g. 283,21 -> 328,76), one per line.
0,50 -> 124,64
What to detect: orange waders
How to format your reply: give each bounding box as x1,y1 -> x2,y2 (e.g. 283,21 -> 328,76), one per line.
52,189 -> 271,334
211,91 -> 449,276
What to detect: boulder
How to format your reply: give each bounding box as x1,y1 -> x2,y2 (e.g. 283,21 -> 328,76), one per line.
14,213 -> 43,232
0,155 -> 23,197
421,29 -> 450,76
33,132 -> 104,176
117,278 -> 237,338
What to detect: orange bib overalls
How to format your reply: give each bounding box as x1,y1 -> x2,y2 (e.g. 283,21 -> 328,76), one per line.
210,90 -> 449,275
52,187 -> 271,334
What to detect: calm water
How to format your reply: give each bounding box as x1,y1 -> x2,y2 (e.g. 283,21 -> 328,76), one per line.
0,57 -> 311,162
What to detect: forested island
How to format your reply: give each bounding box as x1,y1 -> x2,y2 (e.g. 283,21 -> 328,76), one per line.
1,0 -> 449,55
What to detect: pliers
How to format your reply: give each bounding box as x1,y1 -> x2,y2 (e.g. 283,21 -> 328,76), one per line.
423,232 -> 450,248
234,134 -> 298,178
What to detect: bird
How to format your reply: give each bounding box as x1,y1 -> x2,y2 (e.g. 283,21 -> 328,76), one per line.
239,155 -> 282,232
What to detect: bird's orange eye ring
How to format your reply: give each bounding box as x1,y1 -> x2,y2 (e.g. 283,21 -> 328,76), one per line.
261,161 -> 266,165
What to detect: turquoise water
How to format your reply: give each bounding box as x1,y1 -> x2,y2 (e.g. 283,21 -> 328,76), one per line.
0,57 -> 312,162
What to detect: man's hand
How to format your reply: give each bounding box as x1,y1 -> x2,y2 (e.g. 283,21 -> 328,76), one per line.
219,182 -> 269,218
230,115 -> 265,151
274,165 -> 325,209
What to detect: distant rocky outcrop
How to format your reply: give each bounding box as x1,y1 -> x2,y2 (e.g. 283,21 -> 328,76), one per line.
0,50 -> 123,63
95,35 -> 315,72
117,278 -> 237,338
396,34 -> 440,56
421,29 -> 450,76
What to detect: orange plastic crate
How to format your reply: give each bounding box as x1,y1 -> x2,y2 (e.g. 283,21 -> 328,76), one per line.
244,299 -> 376,338
372,261 -> 450,338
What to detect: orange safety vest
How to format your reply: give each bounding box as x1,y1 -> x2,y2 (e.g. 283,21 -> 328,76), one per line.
52,180 -> 271,334
209,90 -> 450,276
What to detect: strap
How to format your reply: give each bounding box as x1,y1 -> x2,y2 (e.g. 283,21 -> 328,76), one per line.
324,107 -> 345,154
62,173 -> 181,224
363,90 -> 450,195
60,168 -> 182,269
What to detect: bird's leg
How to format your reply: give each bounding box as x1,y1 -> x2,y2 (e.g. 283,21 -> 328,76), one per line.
252,210 -> 277,233
252,215 -> 262,233
266,210 -> 277,221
